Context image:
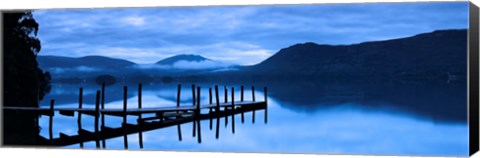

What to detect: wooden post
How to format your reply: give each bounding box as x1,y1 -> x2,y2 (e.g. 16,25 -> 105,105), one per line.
138,83 -> 143,149
224,85 -> 228,103
192,84 -> 196,137
139,133 -> 144,149
77,87 -> 84,148
49,99 -> 54,144
138,84 -> 142,109
224,85 -> 228,127
252,86 -> 256,102
209,87 -> 212,104
252,86 -> 255,102
193,120 -> 196,137
123,86 -> 128,124
176,84 -> 182,141
240,86 -> 244,101
101,82 -> 106,148
264,87 -> 268,124
231,87 -> 235,134
209,87 -> 212,130
122,86 -> 128,149
192,84 -> 196,106
252,86 -> 255,124
215,85 -> 220,139
95,91 -> 101,149
240,85 -> 244,123
196,87 -> 201,143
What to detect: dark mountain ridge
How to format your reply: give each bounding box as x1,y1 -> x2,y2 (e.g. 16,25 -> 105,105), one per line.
249,29 -> 467,80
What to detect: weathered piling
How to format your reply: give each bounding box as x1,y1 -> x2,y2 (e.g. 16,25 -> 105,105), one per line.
209,88 -> 213,104
101,82 -> 106,148
241,85 -> 244,123
25,82 -> 269,147
264,87 -> 268,124
224,85 -> 228,127
224,85 -> 228,103
138,84 -> 142,109
123,86 -> 128,124
209,87 -> 213,130
49,99 -> 55,143
196,87 -> 202,143
176,84 -> 182,141
94,90 -> 101,149
252,86 -> 256,102
122,86 -> 128,149
77,87 -> 84,148
215,85 -> 220,139
192,84 -> 196,106
138,83 -> 143,149
192,84 -> 196,137
252,86 -> 255,124
231,87 -> 235,134
101,82 -> 105,115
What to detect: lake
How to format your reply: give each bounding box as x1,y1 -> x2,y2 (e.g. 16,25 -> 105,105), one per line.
38,80 -> 468,157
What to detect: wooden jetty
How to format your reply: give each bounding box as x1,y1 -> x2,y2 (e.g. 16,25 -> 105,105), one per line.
2,83 -> 268,148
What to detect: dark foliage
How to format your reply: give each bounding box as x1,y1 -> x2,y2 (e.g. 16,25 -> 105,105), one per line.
3,11 -> 51,145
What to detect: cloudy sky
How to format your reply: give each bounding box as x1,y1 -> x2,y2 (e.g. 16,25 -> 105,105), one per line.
33,2 -> 468,65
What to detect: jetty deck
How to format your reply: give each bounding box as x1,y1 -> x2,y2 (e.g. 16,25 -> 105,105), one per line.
3,83 -> 268,149
4,101 -> 263,116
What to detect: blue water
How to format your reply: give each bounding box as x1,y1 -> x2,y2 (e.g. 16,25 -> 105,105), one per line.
38,81 -> 468,157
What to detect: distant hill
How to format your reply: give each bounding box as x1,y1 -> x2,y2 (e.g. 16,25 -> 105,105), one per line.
248,29 -> 467,80
152,54 -> 235,71
38,55 -> 136,69
155,54 -> 209,65
37,54 -> 236,83
37,55 -> 138,83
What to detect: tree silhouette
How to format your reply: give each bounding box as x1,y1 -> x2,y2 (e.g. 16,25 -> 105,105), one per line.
3,11 -> 51,145
4,11 -> 50,106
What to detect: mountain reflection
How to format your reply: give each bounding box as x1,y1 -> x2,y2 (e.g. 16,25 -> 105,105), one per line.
262,79 -> 466,123
41,78 -> 466,124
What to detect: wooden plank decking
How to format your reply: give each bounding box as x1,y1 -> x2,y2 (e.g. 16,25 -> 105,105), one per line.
2,101 -> 266,116
2,84 -> 268,148
33,102 -> 266,147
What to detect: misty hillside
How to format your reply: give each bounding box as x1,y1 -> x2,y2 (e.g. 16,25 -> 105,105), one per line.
155,54 -> 209,65
151,54 -> 235,71
38,55 -> 135,69
248,29 -> 467,80
37,55 -> 140,83
37,54 -> 236,83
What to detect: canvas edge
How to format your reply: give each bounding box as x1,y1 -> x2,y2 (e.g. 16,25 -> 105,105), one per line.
0,1 -> 476,158
0,10 -> 4,148
469,1 -> 480,157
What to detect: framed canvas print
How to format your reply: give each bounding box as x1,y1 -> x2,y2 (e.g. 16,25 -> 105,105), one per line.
1,0 -> 479,158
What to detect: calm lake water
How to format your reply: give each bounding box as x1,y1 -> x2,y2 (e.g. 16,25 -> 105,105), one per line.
38,80 -> 468,157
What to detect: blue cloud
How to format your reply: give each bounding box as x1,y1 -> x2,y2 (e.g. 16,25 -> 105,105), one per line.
33,2 -> 468,65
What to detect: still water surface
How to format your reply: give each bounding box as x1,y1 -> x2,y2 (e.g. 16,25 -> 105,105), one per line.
38,81 -> 468,156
